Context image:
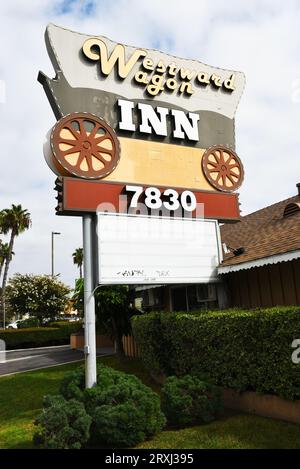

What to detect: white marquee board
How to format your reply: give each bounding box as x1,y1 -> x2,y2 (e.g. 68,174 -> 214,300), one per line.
96,213 -> 222,285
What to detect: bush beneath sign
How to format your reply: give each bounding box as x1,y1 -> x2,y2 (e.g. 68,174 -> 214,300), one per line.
132,307 -> 300,400
65,364 -> 165,446
34,364 -> 166,448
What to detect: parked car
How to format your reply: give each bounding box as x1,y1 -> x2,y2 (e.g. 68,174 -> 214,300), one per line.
6,317 -> 40,329
6,320 -> 22,329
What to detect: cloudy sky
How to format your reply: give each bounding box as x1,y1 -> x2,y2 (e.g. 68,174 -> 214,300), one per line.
0,0 -> 299,287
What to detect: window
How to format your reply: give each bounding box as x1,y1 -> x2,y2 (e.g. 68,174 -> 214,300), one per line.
171,284 -> 218,312
142,287 -> 165,311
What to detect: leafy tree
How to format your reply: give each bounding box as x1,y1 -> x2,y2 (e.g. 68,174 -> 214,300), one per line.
0,205 -> 31,327
72,248 -> 83,279
72,279 -> 139,359
6,273 -> 70,320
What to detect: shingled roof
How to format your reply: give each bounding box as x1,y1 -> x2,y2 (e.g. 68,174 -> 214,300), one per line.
220,185 -> 300,269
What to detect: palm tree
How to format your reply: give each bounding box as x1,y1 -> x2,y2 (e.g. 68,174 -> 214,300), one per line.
0,240 -> 4,280
0,205 -> 31,328
72,247 -> 83,279
0,242 -> 13,281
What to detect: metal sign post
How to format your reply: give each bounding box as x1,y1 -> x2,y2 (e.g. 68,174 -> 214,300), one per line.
82,213 -> 97,388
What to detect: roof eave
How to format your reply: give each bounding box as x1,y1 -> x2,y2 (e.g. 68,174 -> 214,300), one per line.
218,249 -> 300,274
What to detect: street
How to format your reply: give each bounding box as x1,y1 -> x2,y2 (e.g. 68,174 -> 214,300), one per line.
0,345 -> 114,377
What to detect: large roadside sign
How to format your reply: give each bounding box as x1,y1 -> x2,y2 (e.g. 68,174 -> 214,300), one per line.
40,23 -> 245,222
39,23 -> 246,386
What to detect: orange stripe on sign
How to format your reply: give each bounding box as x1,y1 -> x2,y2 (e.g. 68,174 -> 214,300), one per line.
62,178 -> 240,222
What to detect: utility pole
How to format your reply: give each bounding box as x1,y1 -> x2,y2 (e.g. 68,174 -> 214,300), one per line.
82,214 -> 97,388
51,231 -> 61,276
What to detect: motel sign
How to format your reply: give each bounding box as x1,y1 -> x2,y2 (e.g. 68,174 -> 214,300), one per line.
39,23 -> 245,386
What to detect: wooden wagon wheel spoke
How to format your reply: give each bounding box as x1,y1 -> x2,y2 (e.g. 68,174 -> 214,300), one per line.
85,154 -> 94,171
76,152 -> 86,167
202,145 -> 244,192
89,123 -> 102,139
91,151 -> 108,165
226,174 -> 236,185
64,124 -> 80,140
207,161 -> 218,168
62,145 -> 81,156
94,133 -> 109,144
219,149 -> 225,165
60,138 -> 79,146
95,145 -> 114,156
77,119 -> 87,137
211,151 -> 220,162
50,112 -> 120,179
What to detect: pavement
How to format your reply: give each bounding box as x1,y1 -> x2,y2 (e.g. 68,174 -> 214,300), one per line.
0,345 -> 114,377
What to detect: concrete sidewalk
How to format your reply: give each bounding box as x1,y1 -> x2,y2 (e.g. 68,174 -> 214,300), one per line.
0,345 -> 114,377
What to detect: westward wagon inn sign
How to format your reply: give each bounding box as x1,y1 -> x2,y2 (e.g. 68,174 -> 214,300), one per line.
39,23 -> 246,285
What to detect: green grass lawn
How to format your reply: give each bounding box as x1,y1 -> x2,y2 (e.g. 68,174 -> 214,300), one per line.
0,356 -> 300,449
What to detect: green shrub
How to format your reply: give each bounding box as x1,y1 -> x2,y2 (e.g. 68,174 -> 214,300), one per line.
60,367 -> 86,402
0,321 -> 82,349
48,320 -> 83,335
17,317 -> 40,329
161,375 -> 223,427
60,364 -> 166,446
34,395 -> 91,449
132,307 -> 300,400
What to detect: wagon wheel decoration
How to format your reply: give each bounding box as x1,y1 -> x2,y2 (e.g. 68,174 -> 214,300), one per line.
50,113 -> 120,179
202,145 -> 244,192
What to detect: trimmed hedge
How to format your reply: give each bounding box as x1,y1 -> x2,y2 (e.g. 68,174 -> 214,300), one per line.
132,307 -> 300,400
47,321 -> 83,335
0,322 -> 82,349
161,374 -> 223,427
17,317 -> 40,329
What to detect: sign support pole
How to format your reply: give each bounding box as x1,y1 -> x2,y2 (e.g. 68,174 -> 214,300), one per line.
83,213 -> 97,388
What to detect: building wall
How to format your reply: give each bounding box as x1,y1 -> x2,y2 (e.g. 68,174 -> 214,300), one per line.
226,259 -> 300,308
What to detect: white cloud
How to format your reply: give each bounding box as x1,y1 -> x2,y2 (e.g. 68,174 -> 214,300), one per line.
0,0 -> 299,286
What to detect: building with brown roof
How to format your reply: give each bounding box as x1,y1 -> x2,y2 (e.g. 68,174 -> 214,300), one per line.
135,183 -> 300,312
219,183 -> 300,307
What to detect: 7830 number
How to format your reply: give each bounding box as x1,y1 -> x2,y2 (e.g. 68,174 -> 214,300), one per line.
125,185 -> 197,212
